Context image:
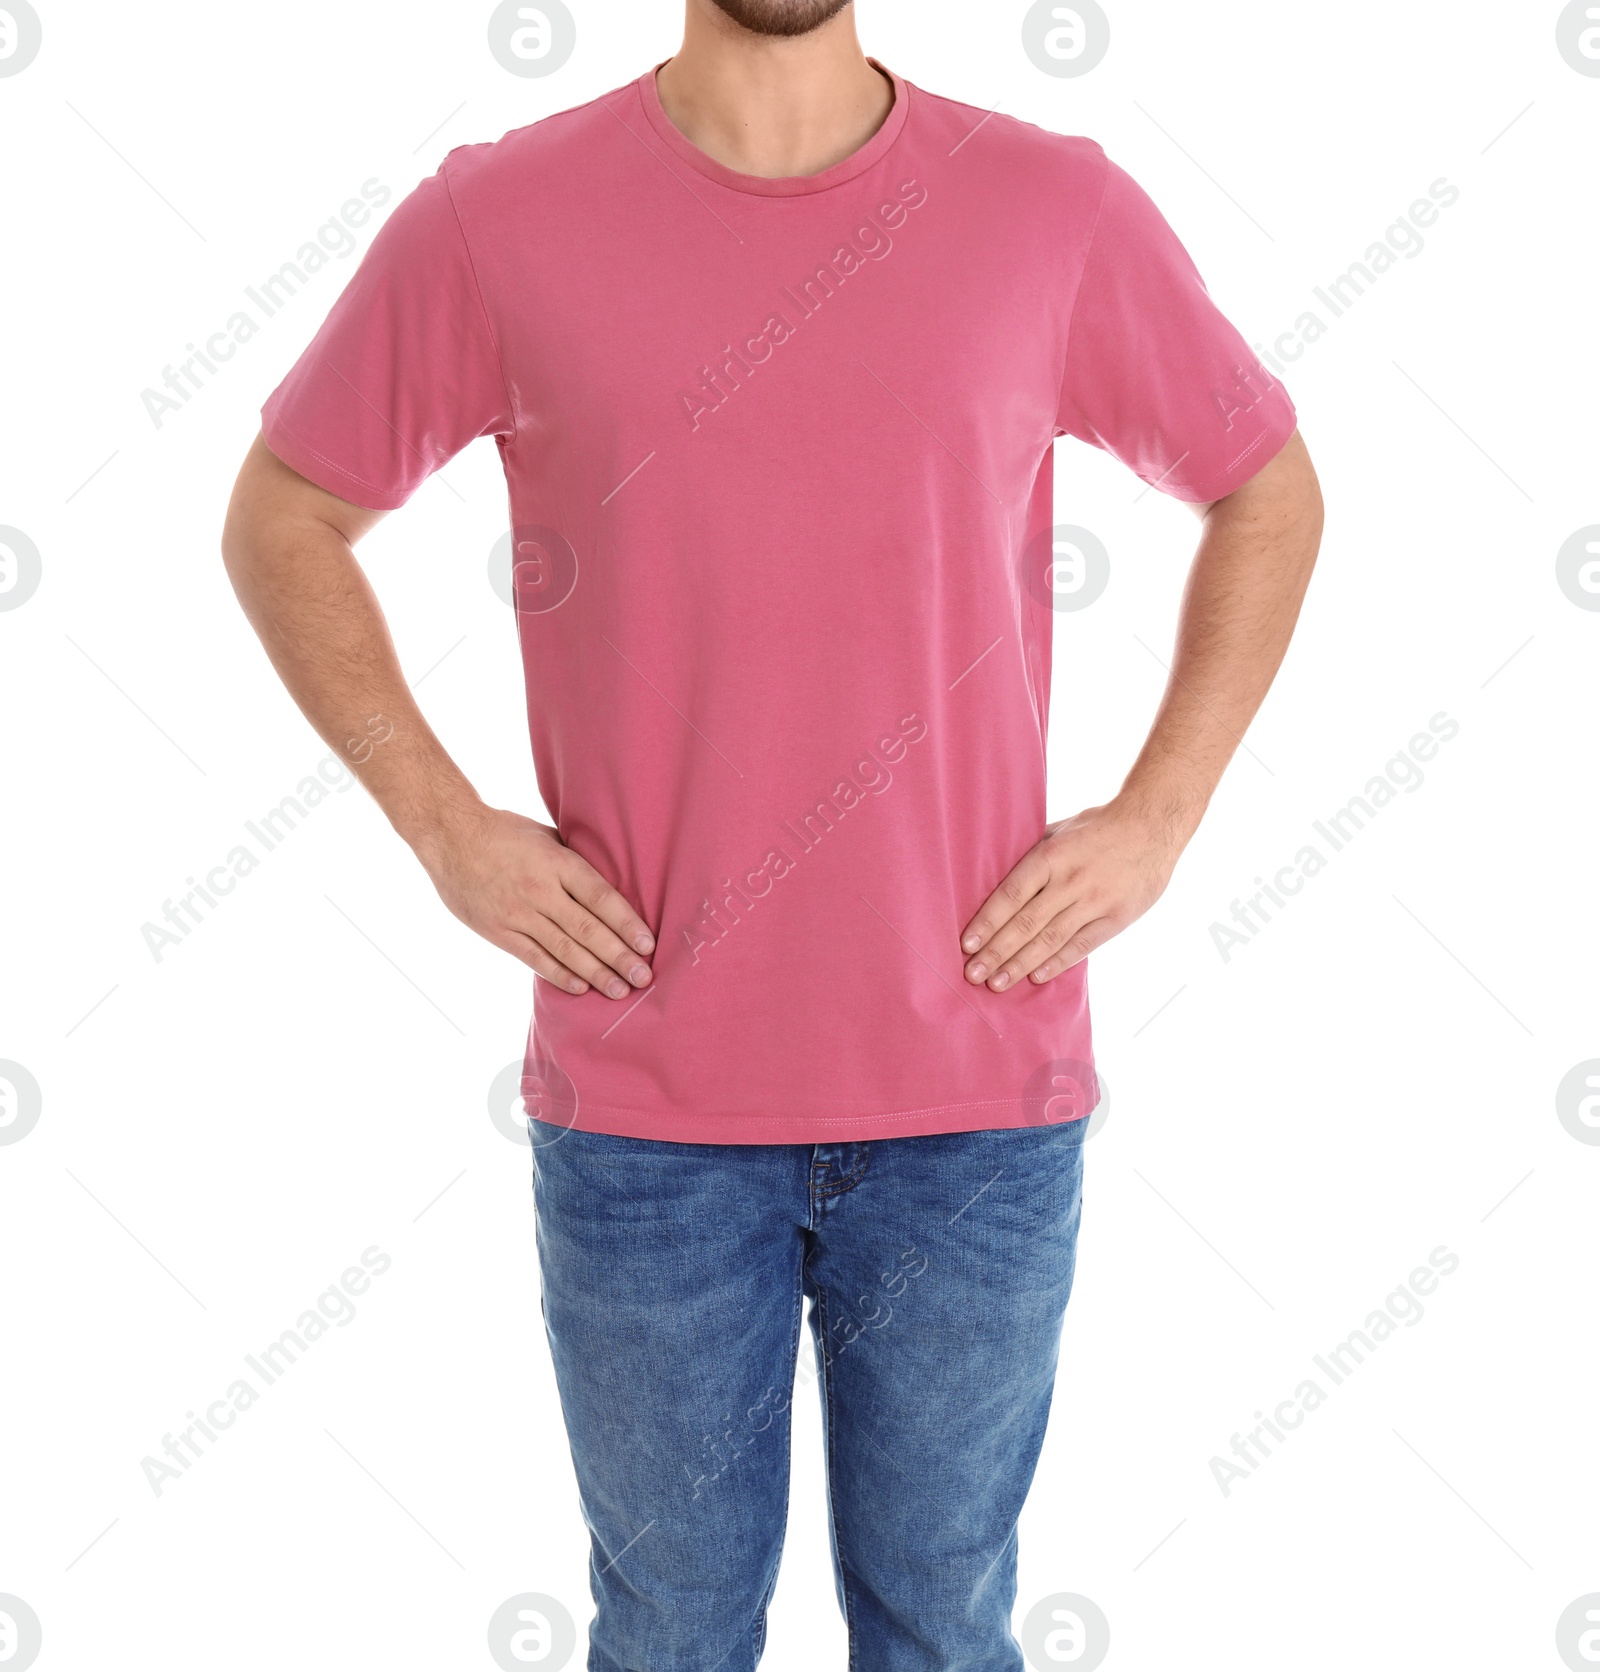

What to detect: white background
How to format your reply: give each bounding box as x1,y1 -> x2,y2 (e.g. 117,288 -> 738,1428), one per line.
2,2 -> 1597,1668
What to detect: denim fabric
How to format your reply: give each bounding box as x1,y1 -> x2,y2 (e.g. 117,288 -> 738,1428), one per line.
531,1116 -> 1088,1671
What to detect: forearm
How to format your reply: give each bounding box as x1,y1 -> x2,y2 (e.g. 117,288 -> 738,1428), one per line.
220,439 -> 482,860
220,437 -> 656,997
962,433 -> 1323,989
1117,431 -> 1323,844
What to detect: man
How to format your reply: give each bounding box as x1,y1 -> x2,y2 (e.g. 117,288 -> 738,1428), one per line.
223,0 -> 1322,1664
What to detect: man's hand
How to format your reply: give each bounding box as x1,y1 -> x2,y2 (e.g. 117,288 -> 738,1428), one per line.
221,438 -> 654,1000
418,804 -> 655,999
959,430 -> 1323,991
960,801 -> 1180,990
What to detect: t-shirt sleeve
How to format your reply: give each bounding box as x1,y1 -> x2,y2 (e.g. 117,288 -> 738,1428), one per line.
1056,154 -> 1296,502
261,165 -> 514,510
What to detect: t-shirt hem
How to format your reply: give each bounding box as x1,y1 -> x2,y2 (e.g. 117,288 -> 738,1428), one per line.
532,1093 -> 1098,1146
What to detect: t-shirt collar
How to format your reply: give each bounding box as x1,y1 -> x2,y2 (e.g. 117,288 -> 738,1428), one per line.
635,56 -> 910,197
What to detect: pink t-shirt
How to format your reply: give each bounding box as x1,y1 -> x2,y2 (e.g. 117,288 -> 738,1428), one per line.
262,63 -> 1297,1144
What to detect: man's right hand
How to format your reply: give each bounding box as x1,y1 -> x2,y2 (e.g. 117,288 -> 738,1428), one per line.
416,805 -> 656,999
221,437 -> 655,1003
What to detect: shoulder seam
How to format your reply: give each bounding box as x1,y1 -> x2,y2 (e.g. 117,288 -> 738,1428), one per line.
440,79 -> 636,164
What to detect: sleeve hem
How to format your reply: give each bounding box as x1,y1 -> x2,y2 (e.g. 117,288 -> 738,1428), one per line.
1164,402 -> 1299,504
259,409 -> 413,512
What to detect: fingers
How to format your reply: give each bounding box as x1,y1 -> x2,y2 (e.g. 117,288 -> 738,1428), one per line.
960,850 -> 1052,975
528,908 -> 651,1001
499,908 -> 653,1003
966,899 -> 1065,989
1017,913 -> 1116,985
562,858 -> 657,958
966,896 -> 1116,990
500,929 -> 591,996
431,811 -> 658,999
964,885 -> 1065,988
959,805 -> 1174,991
542,855 -> 656,998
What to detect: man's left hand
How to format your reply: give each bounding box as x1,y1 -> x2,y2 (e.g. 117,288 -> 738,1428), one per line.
959,800 -> 1185,990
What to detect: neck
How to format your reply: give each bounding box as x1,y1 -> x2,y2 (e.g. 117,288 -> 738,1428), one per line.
656,3 -> 893,179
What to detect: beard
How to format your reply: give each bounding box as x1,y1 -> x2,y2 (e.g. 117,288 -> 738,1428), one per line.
704,0 -> 855,38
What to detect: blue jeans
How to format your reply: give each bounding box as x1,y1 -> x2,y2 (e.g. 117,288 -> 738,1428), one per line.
530,1118 -> 1088,1671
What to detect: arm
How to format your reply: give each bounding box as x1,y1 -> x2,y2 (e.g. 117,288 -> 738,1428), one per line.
220,435 -> 655,1000
959,429 -> 1324,989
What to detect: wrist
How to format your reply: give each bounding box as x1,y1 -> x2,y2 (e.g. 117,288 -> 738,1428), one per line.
1107,775 -> 1208,855
391,779 -> 490,869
